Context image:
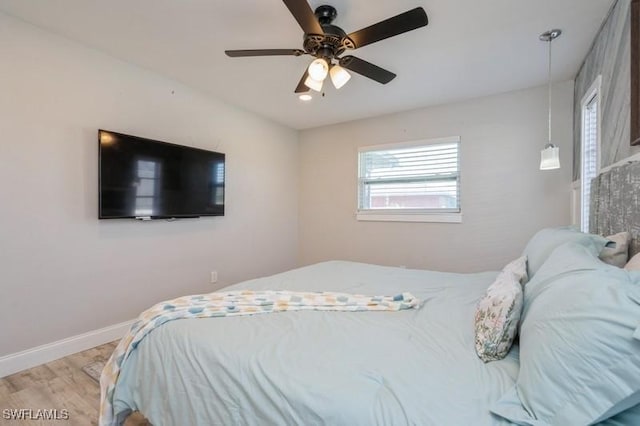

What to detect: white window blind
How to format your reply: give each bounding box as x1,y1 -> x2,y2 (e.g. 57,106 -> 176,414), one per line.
358,138 -> 460,217
581,89 -> 600,232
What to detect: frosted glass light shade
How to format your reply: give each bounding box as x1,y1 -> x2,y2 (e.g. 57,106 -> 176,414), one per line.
308,58 -> 329,81
304,76 -> 323,92
330,65 -> 351,89
540,144 -> 560,170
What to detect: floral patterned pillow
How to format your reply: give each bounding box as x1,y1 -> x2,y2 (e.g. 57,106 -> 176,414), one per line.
474,256 -> 528,363
501,255 -> 528,284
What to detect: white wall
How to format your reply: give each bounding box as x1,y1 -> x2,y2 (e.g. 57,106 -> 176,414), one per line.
0,10 -> 576,360
298,82 -> 574,273
0,13 -> 299,357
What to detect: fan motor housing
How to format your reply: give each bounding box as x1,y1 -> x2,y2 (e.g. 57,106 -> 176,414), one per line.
315,5 -> 337,24
303,5 -> 354,59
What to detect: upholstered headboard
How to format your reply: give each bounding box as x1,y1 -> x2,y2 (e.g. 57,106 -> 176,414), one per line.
590,161 -> 640,257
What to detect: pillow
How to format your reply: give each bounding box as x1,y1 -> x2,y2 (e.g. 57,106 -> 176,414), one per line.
600,231 -> 631,267
521,226 -> 608,278
474,256 -> 527,362
625,252 -> 640,271
501,255 -> 528,285
600,403 -> 640,426
491,242 -> 640,425
521,239 -> 607,308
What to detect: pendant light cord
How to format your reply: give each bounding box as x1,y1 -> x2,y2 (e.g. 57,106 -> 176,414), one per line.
547,37 -> 552,146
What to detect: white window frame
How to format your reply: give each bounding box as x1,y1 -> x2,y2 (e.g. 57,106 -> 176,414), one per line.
356,136 -> 462,223
580,75 -> 602,233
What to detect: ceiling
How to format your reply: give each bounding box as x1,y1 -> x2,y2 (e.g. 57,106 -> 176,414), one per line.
0,0 -> 615,129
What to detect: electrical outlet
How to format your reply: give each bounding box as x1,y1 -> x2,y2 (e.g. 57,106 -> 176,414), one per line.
210,271 -> 218,284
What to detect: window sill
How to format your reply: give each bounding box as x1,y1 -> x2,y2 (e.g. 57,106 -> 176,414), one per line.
356,212 -> 462,223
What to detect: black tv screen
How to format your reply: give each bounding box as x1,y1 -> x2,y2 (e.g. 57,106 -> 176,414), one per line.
99,130 -> 225,219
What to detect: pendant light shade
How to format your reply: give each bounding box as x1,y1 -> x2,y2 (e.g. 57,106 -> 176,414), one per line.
540,144 -> 560,170
539,29 -> 562,171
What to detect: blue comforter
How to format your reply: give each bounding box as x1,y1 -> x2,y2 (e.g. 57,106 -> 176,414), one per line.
112,261 -> 520,425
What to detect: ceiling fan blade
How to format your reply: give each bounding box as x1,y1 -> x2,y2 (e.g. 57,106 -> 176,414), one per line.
282,0 -> 324,35
225,49 -> 305,57
339,56 -> 396,84
294,69 -> 310,93
347,7 -> 428,49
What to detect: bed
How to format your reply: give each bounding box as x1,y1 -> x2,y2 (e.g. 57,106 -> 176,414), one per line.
101,162 -> 640,426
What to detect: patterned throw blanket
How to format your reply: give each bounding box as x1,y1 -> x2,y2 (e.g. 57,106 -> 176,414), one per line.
99,290 -> 420,426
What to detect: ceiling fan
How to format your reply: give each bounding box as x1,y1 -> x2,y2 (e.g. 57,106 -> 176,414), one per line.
225,0 -> 429,96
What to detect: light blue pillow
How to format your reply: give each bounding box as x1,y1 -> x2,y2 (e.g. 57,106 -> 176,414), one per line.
491,242 -> 640,425
599,402 -> 640,425
521,238 -> 607,311
521,226 -> 608,279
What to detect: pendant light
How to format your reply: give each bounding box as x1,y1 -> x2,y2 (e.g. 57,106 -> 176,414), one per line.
539,29 -> 562,170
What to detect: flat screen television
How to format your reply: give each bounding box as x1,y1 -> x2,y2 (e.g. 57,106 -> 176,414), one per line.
99,130 -> 225,219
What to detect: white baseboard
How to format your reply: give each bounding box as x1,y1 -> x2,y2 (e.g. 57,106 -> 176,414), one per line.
0,320 -> 134,378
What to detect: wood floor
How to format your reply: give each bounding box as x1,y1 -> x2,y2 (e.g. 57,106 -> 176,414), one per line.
0,341 -> 117,426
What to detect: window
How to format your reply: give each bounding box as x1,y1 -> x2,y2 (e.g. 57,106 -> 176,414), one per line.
357,137 -> 461,223
212,162 -> 225,206
135,159 -> 161,216
580,76 -> 601,232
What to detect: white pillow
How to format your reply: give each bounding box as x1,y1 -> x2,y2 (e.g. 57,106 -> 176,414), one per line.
600,232 -> 631,268
474,256 -> 527,362
501,255 -> 528,284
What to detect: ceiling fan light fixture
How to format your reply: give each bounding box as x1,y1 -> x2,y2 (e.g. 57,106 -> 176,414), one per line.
298,93 -> 313,101
330,65 -> 351,89
308,58 -> 329,81
304,75 -> 323,92
224,4 -> 429,95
